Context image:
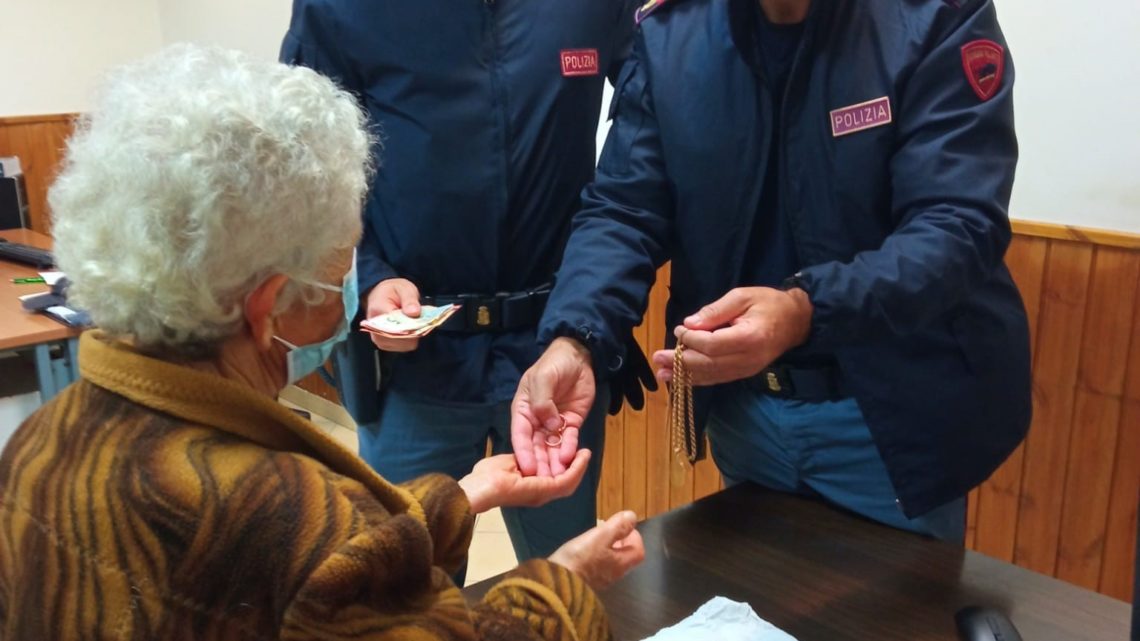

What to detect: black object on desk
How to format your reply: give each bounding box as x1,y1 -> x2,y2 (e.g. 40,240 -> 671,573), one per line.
20,277 -> 91,328
0,237 -> 54,268
956,607 -> 1023,641
0,172 -> 30,230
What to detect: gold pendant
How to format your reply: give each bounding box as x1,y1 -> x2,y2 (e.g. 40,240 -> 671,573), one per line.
670,448 -> 690,487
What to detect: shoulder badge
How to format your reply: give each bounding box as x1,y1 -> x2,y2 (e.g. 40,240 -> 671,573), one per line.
961,39 -> 1005,101
635,0 -> 669,25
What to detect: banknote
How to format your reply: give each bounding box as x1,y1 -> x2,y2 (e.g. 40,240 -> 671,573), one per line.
360,304 -> 460,339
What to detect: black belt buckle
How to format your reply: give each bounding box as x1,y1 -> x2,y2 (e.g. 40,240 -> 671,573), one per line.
752,363 -> 846,402
429,284 -> 551,333
759,366 -> 795,399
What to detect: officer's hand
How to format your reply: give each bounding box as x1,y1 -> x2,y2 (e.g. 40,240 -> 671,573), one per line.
652,287 -> 813,386
365,278 -> 422,353
511,338 -> 596,478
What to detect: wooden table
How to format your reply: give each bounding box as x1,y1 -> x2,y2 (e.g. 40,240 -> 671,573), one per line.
0,228 -> 80,401
467,484 -> 1132,641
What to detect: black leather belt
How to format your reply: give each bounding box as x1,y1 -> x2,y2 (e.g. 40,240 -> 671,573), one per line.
745,363 -> 847,403
422,285 -> 552,333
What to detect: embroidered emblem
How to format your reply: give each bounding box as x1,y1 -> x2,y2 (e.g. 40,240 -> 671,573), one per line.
961,39 -> 1005,101
830,96 -> 893,137
561,49 -> 600,77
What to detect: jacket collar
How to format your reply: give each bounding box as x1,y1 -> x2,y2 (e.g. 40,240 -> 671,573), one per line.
77,330 -> 425,523
729,0 -> 828,79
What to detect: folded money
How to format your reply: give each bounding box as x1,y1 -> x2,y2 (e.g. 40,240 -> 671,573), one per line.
360,304 -> 460,339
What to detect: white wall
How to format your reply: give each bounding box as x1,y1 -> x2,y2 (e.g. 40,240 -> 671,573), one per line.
0,0 -> 163,116
997,0 -> 1140,233
156,0 -> 291,61
0,0 -> 1136,232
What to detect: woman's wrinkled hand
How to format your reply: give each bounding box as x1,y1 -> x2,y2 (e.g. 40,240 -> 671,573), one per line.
457,451 -> 591,514
549,511 -> 645,590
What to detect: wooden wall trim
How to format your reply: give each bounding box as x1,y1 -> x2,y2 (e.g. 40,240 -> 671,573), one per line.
0,113 -> 78,127
1012,219 -> 1140,251
3,114 -> 1138,248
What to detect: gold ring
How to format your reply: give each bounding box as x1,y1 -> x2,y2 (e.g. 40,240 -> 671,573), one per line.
543,415 -> 568,447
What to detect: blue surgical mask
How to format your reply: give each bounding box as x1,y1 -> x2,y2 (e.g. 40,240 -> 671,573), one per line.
273,253 -> 358,385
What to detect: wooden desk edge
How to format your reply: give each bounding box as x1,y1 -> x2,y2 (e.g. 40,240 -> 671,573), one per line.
0,229 -> 83,350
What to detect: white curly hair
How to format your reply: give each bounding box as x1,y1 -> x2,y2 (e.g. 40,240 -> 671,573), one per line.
50,43 -> 371,357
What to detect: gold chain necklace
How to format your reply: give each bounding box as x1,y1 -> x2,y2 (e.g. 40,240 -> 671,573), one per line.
668,339 -> 697,485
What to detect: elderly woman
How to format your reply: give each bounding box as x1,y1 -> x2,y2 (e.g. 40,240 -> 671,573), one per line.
0,45 -> 643,640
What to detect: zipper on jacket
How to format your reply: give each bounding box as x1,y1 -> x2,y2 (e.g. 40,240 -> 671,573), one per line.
484,0 -> 510,284
777,15 -> 814,267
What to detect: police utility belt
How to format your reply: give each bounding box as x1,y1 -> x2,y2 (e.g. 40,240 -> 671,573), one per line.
746,361 -> 848,403
422,285 -> 552,333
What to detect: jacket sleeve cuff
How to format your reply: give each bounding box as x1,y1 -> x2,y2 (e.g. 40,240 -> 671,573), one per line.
481,559 -> 610,641
538,320 -> 627,383
790,265 -> 840,352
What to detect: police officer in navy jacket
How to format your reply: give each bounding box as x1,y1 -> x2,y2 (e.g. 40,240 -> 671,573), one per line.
512,0 -> 1031,539
282,0 -> 651,571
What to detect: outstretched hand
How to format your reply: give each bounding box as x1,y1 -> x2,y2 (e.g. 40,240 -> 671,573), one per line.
511,338 -> 596,477
458,450 -> 592,514
549,511 -> 645,590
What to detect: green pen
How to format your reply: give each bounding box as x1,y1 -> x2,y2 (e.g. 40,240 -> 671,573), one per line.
12,277 -> 46,284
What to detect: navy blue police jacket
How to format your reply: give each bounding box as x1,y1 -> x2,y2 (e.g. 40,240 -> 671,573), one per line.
539,0 -> 1032,517
281,0 -> 636,417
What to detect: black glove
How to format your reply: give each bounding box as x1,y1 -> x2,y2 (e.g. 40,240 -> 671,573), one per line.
607,332 -> 659,415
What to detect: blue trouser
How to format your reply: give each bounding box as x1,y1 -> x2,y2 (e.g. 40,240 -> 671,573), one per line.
707,382 -> 966,542
358,389 -> 608,575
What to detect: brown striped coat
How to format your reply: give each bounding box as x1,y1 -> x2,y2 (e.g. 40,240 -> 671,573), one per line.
0,332 -> 611,641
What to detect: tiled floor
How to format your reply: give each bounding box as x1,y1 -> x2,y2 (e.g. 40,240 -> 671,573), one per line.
0,351 -> 43,451
280,389 -> 520,586
0,391 -> 37,450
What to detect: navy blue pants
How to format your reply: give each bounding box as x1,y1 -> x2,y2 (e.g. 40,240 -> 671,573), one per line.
707,382 -> 966,542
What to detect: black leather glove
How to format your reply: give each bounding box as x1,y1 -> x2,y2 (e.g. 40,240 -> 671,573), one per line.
607,332 -> 659,415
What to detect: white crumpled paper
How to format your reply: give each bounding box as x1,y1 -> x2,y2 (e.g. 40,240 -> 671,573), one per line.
640,596 -> 797,641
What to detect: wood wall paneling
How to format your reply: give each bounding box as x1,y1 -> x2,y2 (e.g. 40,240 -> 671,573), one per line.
1011,220 -> 1140,251
971,236 -> 1049,562
1014,241 -> 1095,576
1098,267 -> 1140,600
599,408 -> 625,519
0,114 -> 76,234
621,318 -> 650,519
1055,248 -> 1140,589
645,264 -> 675,518
1100,399 -> 1139,600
